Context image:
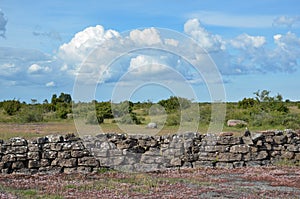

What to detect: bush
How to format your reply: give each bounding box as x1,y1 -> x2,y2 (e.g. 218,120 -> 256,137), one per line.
3,100 -> 21,115
85,112 -> 103,125
166,113 -> 180,126
119,113 -> 142,124
19,106 -> 43,123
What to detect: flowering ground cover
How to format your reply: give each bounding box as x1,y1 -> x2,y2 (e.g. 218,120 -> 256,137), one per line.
0,166 -> 299,199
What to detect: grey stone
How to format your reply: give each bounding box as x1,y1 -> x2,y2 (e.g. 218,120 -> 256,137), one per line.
198,152 -> 218,161
227,119 -> 247,127
58,151 -> 71,159
274,135 -> 287,145
242,136 -> 254,145
170,157 -> 182,166
10,137 -> 27,146
217,136 -> 241,145
63,167 -> 77,174
204,145 -> 229,153
46,135 -> 64,143
134,163 -> 160,172
12,161 -> 25,169
77,166 -> 92,173
252,151 -> 268,160
59,158 -> 77,167
40,159 -> 50,167
100,156 -> 124,167
28,160 -> 40,168
50,143 -> 63,151
281,151 -> 294,159
147,122 -> 157,129
230,145 -> 250,154
252,133 -> 263,142
11,146 -> 28,154
42,151 -> 57,159
233,161 -> 244,168
27,151 -> 40,160
193,161 -> 214,168
78,157 -> 99,167
218,153 -> 242,162
216,162 -> 233,168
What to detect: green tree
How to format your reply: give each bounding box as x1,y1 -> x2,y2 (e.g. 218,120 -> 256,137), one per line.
2,100 -> 21,115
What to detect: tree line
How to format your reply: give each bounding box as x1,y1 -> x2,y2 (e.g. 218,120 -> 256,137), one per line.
0,90 -> 300,129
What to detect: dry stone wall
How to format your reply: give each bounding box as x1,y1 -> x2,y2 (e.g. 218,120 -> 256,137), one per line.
0,130 -> 299,174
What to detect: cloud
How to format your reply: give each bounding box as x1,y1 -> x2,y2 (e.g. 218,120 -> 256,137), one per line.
58,25 -> 120,66
58,19 -> 300,90
128,55 -> 168,76
0,10 -> 7,38
129,28 -> 161,46
28,64 -> 51,74
184,19 -> 225,52
230,34 -> 266,49
46,81 -> 55,87
273,16 -> 300,28
164,38 -> 179,47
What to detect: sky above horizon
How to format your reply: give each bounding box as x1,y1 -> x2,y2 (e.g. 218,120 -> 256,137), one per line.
0,0 -> 300,103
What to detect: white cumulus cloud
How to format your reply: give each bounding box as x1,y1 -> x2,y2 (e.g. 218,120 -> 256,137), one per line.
45,81 -> 55,87
184,18 -> 225,52
28,64 -> 51,74
273,16 -> 300,28
58,25 -> 120,66
129,28 -> 161,46
128,55 -> 167,76
230,34 -> 266,49
164,38 -> 179,47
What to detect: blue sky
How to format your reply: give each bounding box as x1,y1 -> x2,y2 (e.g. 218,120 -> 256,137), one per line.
0,0 -> 300,103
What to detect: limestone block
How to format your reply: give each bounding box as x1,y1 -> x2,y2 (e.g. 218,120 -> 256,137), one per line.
50,143 -> 63,151
170,157 -> 182,166
274,135 -> 287,145
252,151 -> 268,160
42,151 -> 57,159
12,161 -> 25,169
46,135 -> 64,143
78,157 -> 99,167
230,145 -> 250,154
218,153 -> 242,162
40,159 -> 50,167
216,162 -> 233,169
242,136 -> 253,145
10,137 -> 27,146
193,161 -> 214,168
28,160 -> 40,168
217,136 -> 241,145
59,158 -> 77,167
287,145 -> 299,152
58,151 -> 71,159
27,151 -> 40,160
281,151 -> 294,159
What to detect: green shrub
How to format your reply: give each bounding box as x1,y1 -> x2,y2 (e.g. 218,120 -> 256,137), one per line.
166,113 -> 180,126
2,100 -> 21,115
85,112 -> 104,125
19,106 -> 43,123
119,113 -> 142,124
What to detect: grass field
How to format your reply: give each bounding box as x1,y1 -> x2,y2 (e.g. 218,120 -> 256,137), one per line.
0,118 -> 288,141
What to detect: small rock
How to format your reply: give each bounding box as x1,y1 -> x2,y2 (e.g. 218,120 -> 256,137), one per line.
147,122 -> 157,129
